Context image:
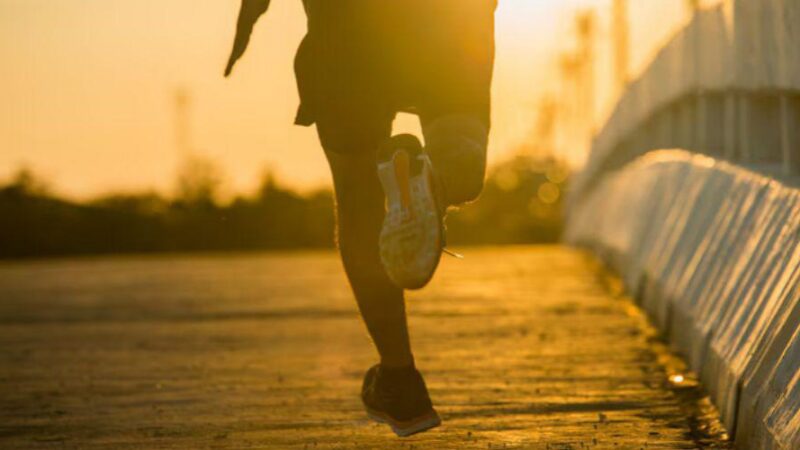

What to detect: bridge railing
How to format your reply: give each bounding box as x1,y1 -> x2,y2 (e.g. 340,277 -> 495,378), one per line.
572,0 -> 800,200
566,151 -> 800,449
567,2 -> 800,448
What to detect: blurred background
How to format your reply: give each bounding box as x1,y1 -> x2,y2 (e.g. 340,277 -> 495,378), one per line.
0,0 -> 717,258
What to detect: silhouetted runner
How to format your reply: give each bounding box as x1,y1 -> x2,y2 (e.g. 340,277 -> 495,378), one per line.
225,0 -> 495,437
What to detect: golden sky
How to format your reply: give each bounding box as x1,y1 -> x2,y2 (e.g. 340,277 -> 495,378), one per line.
0,0 -> 700,198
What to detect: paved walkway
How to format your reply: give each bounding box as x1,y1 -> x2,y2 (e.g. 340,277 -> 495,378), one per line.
0,246 -> 730,449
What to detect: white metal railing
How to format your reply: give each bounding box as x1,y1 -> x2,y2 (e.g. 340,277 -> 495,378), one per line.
573,0 -> 799,199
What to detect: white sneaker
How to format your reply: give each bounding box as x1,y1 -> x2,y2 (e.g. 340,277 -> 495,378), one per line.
377,134 -> 444,290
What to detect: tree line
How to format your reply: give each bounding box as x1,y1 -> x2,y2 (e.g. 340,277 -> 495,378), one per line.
0,156 -> 566,259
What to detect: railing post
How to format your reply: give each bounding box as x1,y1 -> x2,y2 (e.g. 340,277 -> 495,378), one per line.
696,92 -> 708,154
737,93 -> 750,164
780,94 -> 793,175
724,91 -> 737,162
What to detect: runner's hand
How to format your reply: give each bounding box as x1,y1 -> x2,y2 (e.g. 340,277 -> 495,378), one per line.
225,0 -> 271,77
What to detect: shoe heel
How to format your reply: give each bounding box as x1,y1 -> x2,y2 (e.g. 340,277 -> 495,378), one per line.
377,134 -> 425,213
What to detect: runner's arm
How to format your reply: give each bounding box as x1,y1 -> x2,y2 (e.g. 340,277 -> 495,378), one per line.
224,0 -> 271,77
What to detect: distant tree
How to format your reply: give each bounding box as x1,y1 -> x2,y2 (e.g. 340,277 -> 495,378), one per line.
174,155 -> 224,207
90,191 -> 169,216
447,154 -> 569,245
3,167 -> 50,198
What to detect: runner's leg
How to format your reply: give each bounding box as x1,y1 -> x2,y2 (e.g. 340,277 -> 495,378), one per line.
317,117 -> 415,368
421,112 -> 489,206
414,0 -> 495,207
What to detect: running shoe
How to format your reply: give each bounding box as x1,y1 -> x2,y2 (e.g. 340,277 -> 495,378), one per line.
377,134 -> 444,290
361,364 -> 441,437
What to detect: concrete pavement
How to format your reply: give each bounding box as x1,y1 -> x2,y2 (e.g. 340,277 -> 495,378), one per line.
0,247 -> 730,448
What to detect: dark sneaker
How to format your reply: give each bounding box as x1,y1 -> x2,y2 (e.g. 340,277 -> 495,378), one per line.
361,364 -> 441,437
377,134 -> 445,290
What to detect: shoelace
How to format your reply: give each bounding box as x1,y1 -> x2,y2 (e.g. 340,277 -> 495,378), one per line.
443,248 -> 464,259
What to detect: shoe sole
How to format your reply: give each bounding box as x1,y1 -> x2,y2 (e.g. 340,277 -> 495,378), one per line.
364,406 -> 442,437
377,136 -> 443,290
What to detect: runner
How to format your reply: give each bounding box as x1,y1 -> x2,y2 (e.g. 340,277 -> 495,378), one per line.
225,0 -> 496,436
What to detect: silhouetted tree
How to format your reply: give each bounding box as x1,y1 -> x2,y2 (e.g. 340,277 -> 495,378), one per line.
174,155 -> 224,207
0,158 -> 567,259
